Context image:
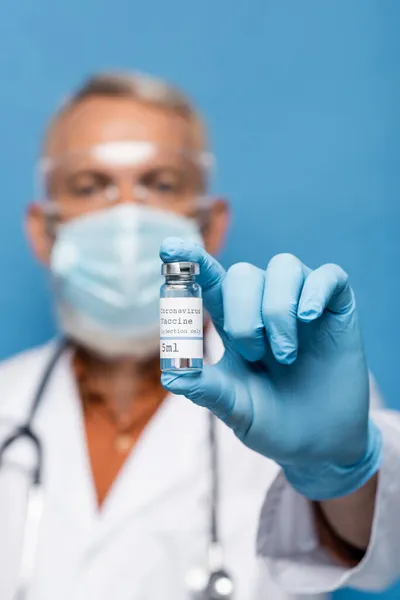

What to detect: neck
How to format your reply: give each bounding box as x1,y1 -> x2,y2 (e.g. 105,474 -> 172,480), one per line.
73,346 -> 165,418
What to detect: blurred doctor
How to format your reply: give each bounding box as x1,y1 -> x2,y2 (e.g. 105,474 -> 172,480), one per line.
0,70 -> 399,600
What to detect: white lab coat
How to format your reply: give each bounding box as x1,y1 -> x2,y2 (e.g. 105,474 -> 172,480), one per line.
0,330 -> 397,600
257,407 -> 400,595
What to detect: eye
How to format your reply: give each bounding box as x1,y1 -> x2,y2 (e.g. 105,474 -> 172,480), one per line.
141,170 -> 183,196
155,180 -> 177,193
66,172 -> 110,199
73,184 -> 98,197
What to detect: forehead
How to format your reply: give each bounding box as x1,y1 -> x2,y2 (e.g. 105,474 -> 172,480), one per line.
44,96 -> 203,159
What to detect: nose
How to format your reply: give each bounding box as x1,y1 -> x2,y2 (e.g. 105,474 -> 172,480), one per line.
117,179 -> 148,205
118,178 -> 136,205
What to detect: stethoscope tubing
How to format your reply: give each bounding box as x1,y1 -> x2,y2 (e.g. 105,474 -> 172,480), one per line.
0,340 -> 233,599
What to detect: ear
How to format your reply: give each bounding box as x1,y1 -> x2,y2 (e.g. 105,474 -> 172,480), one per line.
202,197 -> 230,257
25,203 -> 53,265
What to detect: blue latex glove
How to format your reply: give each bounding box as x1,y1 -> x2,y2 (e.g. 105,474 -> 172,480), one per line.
160,238 -> 382,500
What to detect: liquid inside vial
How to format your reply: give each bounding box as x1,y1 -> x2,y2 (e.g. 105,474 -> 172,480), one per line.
160,261 -> 203,372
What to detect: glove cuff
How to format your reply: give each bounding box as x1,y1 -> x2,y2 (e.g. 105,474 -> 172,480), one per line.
283,420 -> 383,501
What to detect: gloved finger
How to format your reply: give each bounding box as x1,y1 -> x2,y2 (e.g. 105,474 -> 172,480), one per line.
161,367 -> 252,437
222,263 -> 266,362
298,263 -> 354,321
160,237 -> 225,329
262,254 -> 307,364
161,367 -> 233,421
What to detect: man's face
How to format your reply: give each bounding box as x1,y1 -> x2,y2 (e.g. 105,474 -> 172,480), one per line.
27,95 -> 228,264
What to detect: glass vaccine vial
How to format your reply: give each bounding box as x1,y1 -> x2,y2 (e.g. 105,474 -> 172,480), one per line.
160,261 -> 203,372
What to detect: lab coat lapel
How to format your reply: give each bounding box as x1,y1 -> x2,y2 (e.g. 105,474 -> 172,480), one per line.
36,348 -> 97,532
99,325 -> 225,527
99,391 -> 208,528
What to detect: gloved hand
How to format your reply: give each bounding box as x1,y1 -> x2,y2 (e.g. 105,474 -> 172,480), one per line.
160,238 -> 382,500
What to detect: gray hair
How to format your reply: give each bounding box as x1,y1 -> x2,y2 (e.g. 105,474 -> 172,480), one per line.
49,70 -> 207,148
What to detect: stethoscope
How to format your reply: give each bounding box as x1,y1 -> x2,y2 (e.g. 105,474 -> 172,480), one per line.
0,341 -> 234,600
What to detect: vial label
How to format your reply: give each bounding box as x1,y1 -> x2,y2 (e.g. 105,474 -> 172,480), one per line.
160,297 -> 203,359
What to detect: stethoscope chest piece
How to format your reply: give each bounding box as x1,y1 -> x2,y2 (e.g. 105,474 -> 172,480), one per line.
204,569 -> 234,599
186,566 -> 234,600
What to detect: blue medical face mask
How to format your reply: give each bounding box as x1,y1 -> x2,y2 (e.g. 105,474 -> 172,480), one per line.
50,204 -> 204,359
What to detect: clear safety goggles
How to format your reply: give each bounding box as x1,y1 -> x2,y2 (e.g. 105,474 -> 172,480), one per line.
36,141 -> 215,220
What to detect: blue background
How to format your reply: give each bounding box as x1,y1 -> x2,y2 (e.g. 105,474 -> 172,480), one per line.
0,2 -> 399,597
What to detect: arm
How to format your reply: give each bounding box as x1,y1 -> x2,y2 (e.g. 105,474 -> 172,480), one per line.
318,375 -> 383,557
318,474 -> 377,554
159,241 -> 395,593
257,410 -> 400,594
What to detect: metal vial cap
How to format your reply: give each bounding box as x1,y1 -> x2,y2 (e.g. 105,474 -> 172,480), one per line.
161,261 -> 200,276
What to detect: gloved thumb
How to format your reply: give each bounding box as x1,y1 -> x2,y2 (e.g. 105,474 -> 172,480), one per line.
161,366 -> 249,434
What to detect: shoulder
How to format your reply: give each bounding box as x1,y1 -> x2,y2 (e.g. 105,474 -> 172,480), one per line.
0,341 -> 58,422
0,342 -> 57,385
